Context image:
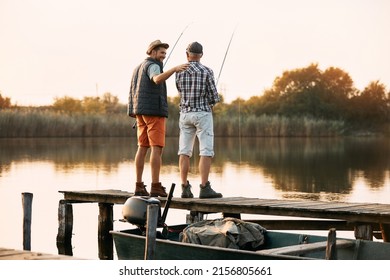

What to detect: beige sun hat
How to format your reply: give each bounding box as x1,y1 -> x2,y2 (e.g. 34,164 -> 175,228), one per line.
146,40 -> 169,55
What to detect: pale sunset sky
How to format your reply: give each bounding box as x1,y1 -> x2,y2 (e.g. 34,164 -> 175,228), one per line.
1,0 -> 389,106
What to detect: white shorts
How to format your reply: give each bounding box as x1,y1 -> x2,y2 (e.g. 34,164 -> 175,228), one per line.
178,112 -> 214,157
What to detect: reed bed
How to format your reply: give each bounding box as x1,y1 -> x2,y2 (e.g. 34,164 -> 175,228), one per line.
0,109 -> 347,138
0,109 -> 131,138
213,115 -> 345,137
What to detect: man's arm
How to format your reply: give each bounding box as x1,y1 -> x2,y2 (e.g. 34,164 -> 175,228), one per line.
152,64 -> 189,85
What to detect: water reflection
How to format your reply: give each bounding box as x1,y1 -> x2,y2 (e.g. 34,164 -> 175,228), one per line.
0,137 -> 137,173
0,137 -> 389,196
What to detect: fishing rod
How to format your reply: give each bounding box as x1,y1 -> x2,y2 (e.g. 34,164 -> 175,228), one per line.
164,22 -> 193,67
216,24 -> 238,87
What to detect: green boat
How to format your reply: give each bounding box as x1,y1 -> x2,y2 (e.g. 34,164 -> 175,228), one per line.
111,188 -> 390,260
111,222 -> 390,260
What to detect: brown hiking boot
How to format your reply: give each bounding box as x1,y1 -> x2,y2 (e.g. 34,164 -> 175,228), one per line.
150,182 -> 167,197
134,182 -> 149,196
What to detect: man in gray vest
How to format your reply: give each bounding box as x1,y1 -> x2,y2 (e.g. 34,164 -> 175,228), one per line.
128,40 -> 188,197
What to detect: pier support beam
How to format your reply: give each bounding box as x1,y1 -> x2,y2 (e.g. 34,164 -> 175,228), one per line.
98,202 -> 113,260
186,211 -> 204,223
380,223 -> 390,242
144,204 -> 159,260
56,200 -> 73,256
354,223 -> 373,241
325,228 -> 337,260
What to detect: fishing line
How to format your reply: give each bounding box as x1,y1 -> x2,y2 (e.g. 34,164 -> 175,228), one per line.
216,24 -> 238,87
164,22 -> 193,67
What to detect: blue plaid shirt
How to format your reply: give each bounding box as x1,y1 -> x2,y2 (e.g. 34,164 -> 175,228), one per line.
175,61 -> 220,113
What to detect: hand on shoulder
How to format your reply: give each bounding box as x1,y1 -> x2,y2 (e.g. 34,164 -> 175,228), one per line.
175,63 -> 190,73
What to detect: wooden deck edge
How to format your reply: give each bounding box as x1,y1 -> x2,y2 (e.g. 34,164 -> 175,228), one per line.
0,248 -> 86,260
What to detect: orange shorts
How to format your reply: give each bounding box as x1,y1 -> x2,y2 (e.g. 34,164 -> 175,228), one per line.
136,115 -> 166,147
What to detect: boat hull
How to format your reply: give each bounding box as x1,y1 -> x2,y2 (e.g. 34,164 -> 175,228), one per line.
111,224 -> 390,260
111,228 -> 309,260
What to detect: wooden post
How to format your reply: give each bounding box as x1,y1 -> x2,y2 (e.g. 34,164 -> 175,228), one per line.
380,223 -> 390,242
22,192 -> 33,251
325,228 -> 337,260
56,200 -> 73,255
354,224 -> 373,241
186,211 -> 204,224
98,203 -> 113,260
144,204 -> 159,260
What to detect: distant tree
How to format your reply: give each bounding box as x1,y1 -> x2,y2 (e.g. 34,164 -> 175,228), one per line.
255,88 -> 279,115
239,95 -> 261,116
52,96 -> 82,113
256,64 -> 357,119
0,92 -> 12,108
52,93 -> 127,114
322,67 -> 356,99
82,96 -> 105,114
101,92 -> 123,114
262,63 -> 323,117
349,81 -> 389,123
321,67 -> 356,118
272,64 -> 322,96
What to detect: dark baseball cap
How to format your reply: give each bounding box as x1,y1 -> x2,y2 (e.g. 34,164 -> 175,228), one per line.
186,42 -> 203,54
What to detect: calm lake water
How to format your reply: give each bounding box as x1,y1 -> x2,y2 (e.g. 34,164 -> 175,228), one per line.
0,136 -> 389,259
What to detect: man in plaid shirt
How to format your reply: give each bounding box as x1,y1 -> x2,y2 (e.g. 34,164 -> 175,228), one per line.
175,42 -> 223,199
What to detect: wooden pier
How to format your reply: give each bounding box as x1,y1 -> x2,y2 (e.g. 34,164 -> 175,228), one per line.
57,189 -> 390,260
0,247 -> 83,260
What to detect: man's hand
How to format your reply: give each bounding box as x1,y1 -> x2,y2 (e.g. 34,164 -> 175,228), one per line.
153,63 -> 189,84
174,63 -> 190,73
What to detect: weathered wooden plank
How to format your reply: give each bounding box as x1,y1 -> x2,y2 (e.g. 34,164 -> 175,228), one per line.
287,203 -> 369,211
60,189 -> 131,204
320,204 -> 389,212
169,202 -> 390,223
0,248 -> 84,260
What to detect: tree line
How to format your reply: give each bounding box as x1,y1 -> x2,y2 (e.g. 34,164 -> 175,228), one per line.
214,64 -> 389,126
